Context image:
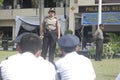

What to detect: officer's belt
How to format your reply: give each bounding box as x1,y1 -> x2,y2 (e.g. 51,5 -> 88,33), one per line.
45,29 -> 56,32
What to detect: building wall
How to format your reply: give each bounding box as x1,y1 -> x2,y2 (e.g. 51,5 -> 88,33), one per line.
0,7 -> 65,41
105,25 -> 120,32
0,20 -> 14,26
69,0 -> 120,34
0,8 -> 64,20
69,0 -> 95,34
78,0 -> 94,5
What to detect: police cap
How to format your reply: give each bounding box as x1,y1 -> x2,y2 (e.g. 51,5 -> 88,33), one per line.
58,34 -> 80,48
14,32 -> 33,43
48,8 -> 56,13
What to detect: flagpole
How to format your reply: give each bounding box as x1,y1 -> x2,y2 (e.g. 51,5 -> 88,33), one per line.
39,0 -> 44,36
98,0 -> 102,29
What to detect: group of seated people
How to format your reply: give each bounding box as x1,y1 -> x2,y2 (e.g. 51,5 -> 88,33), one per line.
0,32 -> 119,80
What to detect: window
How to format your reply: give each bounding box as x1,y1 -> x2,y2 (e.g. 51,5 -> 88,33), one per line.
0,27 -> 12,40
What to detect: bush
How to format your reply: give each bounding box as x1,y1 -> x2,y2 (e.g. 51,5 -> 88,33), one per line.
103,33 -> 120,59
103,43 -> 114,59
64,29 -> 73,35
89,45 -> 96,59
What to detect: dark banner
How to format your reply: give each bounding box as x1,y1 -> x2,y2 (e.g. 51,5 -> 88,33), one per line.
81,12 -> 120,25
79,5 -> 120,13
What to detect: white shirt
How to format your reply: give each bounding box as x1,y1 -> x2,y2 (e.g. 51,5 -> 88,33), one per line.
55,51 -> 96,80
1,52 -> 56,80
116,73 -> 120,80
7,53 -> 21,60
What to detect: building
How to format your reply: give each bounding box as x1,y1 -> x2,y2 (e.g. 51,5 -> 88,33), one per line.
0,0 -> 65,49
69,0 -> 120,46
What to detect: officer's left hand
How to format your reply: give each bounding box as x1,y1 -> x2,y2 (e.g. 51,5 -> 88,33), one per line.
58,36 -> 60,39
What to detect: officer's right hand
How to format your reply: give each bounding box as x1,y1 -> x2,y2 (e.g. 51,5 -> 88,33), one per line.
40,35 -> 44,39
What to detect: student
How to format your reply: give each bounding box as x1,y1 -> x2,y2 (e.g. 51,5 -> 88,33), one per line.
0,33 -> 56,80
55,34 -> 96,80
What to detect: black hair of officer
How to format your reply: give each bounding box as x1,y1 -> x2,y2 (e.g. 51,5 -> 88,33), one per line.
99,24 -> 104,31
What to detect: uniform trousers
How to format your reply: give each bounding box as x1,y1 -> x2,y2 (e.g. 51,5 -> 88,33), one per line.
41,30 -> 57,64
95,38 -> 103,61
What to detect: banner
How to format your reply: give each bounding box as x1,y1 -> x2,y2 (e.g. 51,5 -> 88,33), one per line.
81,12 -> 120,25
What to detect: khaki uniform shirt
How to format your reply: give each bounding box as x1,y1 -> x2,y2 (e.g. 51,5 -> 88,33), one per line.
43,16 -> 60,31
94,28 -> 104,40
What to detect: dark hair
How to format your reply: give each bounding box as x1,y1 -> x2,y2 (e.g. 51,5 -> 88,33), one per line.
63,47 -> 76,53
20,34 -> 42,54
99,24 -> 104,27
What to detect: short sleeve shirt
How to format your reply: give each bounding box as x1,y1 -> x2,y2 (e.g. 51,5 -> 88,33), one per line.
43,16 -> 60,30
55,52 -> 96,80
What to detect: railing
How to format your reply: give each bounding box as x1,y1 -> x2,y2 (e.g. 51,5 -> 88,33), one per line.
0,7 -> 64,20
0,8 -> 39,20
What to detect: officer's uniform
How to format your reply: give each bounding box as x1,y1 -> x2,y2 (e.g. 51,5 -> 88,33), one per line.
41,9 -> 60,63
94,26 -> 104,61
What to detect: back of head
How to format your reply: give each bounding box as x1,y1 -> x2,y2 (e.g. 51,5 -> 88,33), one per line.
58,34 -> 80,53
20,33 -> 42,54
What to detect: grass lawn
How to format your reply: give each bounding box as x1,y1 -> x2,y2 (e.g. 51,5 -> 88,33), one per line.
0,51 -> 120,80
0,51 -> 17,61
92,59 -> 120,80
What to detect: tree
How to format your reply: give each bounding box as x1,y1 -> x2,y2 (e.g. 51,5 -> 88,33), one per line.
0,0 -> 3,6
32,0 -> 40,8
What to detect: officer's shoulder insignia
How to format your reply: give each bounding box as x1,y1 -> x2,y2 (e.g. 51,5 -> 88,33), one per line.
45,16 -> 49,19
54,16 -> 57,19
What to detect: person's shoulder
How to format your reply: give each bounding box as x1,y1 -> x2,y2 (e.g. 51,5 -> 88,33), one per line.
116,73 -> 120,80
7,53 -> 21,60
1,54 -> 21,66
55,56 -> 66,66
77,53 -> 91,62
38,56 -> 55,68
0,58 -> 12,68
0,59 -> 7,66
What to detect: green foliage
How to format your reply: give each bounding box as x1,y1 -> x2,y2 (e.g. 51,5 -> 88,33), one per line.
106,33 -> 120,42
55,43 -> 61,54
103,33 -> 120,59
92,59 -> 120,80
103,43 -> 115,59
0,0 -> 3,6
64,29 -> 73,35
0,51 -> 17,61
89,45 -> 96,58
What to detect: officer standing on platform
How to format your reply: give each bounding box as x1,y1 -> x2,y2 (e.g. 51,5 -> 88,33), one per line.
40,8 -> 61,64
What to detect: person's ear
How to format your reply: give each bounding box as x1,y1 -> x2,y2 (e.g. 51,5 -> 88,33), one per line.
35,50 -> 42,57
16,44 -> 22,53
75,46 -> 80,52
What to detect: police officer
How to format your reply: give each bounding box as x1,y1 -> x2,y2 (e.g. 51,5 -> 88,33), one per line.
94,24 -> 104,61
40,8 -> 61,64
